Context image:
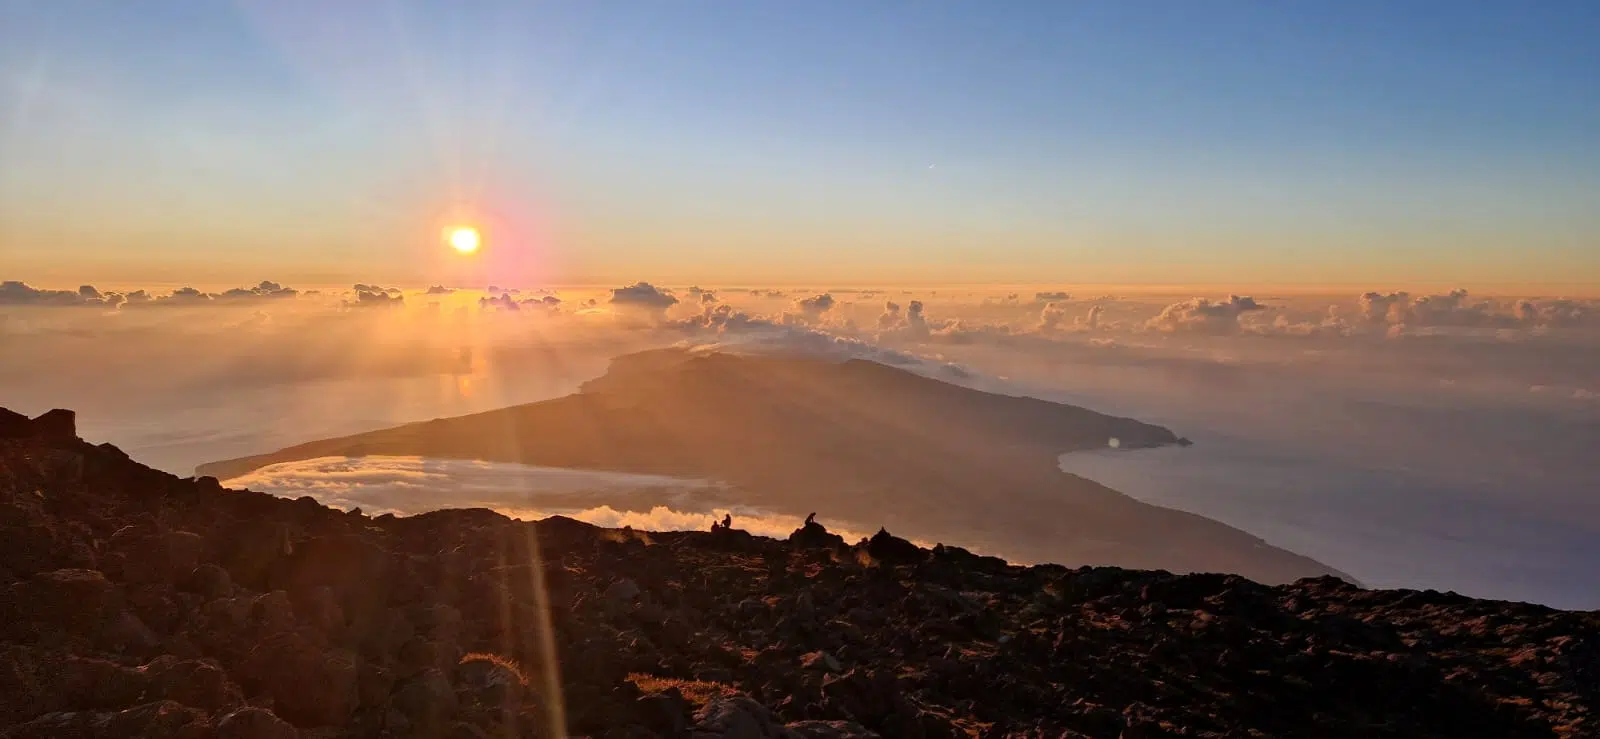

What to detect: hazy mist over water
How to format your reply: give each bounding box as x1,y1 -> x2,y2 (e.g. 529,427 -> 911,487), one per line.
969,339 -> 1600,609
3,282 -> 1597,607
220,454 -> 877,544
1059,443 -> 1600,611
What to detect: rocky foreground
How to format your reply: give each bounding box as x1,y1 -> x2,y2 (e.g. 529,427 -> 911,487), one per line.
1,408 -> 1596,738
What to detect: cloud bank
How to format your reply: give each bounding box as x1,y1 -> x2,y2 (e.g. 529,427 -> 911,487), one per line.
1146,295 -> 1264,334
5,276 -> 1597,606
223,455 -> 873,542
609,282 -> 679,314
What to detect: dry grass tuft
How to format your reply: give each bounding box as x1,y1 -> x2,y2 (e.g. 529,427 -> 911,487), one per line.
627,673 -> 739,707
460,652 -> 530,686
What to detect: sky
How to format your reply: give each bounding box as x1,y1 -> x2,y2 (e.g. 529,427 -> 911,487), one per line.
2,1 -> 1597,290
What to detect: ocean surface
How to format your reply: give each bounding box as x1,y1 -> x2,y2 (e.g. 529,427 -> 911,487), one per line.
15,350 -> 1596,610
1059,437 -> 1600,610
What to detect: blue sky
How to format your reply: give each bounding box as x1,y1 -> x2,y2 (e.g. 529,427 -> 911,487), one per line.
2,1 -> 1596,288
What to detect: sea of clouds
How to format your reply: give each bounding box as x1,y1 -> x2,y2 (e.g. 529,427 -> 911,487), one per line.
222,454 -> 873,543
4,279 -> 1597,606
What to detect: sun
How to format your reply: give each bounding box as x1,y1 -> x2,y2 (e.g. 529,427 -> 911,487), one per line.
447,227 -> 480,254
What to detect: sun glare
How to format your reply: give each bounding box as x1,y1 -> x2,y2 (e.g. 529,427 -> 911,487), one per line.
448,227 -> 480,254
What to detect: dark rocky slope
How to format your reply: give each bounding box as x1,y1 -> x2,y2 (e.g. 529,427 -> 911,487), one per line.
3,408 -> 1596,738
198,350 -> 1345,585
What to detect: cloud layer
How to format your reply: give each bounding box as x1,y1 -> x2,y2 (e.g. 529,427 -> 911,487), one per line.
609,282 -> 679,314
224,455 -> 872,542
5,276 -> 1597,606
1146,295 -> 1264,334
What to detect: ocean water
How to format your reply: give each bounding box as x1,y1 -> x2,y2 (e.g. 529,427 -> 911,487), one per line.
15,332 -> 1595,610
62,372 -> 1600,611
1059,436 -> 1600,610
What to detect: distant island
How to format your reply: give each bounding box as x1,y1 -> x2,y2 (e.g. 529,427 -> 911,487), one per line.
200,349 -> 1349,585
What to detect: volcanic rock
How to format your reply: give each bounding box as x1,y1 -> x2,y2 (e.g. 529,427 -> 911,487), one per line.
184,563 -> 234,600
863,528 -> 924,564
10,568 -> 118,636
28,409 -> 77,442
789,516 -> 846,550
0,406 -> 1596,738
215,706 -> 300,739
693,695 -> 786,738
391,668 -> 459,733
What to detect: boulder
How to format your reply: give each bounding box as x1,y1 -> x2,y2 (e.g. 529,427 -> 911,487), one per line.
215,707 -> 301,739
98,700 -> 209,736
29,409 -> 77,441
249,590 -> 297,635
351,664 -> 392,718
15,568 -> 117,635
185,563 -> 234,600
104,526 -> 204,588
635,688 -> 692,736
786,720 -> 881,738
100,610 -> 162,656
606,578 -> 642,604
165,532 -> 205,577
445,722 -> 492,739
0,710 -> 99,738
361,607 -> 416,655
269,534 -> 392,631
789,518 -> 847,550
0,407 -> 31,437
242,633 -> 359,727
800,651 -> 843,674
693,695 -> 786,739
291,585 -> 345,635
0,517 -> 62,577
392,668 -> 459,733
820,669 -> 901,725
397,636 -> 442,678
222,520 -> 293,590
409,602 -> 464,641
50,655 -> 148,712
140,656 -> 243,711
456,653 -> 527,708
863,529 -> 924,564
4,700 -> 209,738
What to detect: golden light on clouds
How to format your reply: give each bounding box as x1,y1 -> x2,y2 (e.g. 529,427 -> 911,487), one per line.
447,227 -> 480,254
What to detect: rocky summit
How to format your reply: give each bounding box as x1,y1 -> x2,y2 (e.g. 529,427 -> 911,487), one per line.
1,407 -> 1596,738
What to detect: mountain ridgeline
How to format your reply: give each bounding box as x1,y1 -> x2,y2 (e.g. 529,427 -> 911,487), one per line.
200,350 -> 1345,585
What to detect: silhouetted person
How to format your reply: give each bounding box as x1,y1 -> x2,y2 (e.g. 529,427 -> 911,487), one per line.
721,513 -> 733,530
805,512 -> 816,526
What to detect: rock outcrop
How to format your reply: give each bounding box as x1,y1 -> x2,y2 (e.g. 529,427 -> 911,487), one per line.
2,407 -> 1596,737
